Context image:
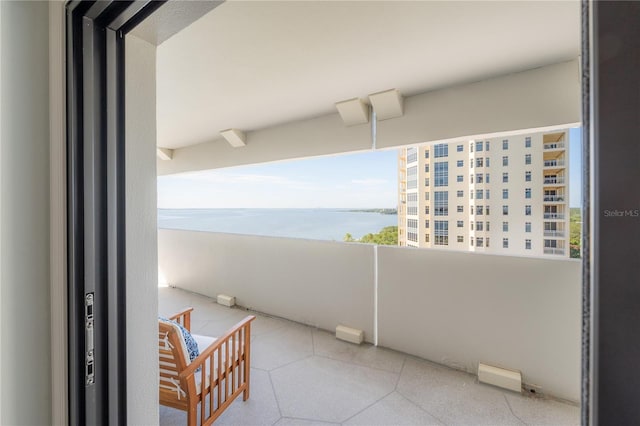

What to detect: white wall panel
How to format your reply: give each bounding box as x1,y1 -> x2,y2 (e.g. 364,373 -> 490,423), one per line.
377,246 -> 581,402
158,229 -> 376,342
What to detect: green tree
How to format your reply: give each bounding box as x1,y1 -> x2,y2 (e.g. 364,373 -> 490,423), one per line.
569,208 -> 581,258
344,226 -> 398,246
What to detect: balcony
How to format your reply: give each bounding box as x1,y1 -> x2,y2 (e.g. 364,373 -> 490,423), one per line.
544,230 -> 566,237
158,228 -> 581,425
544,247 -> 566,255
159,285 -> 579,425
544,213 -> 565,219
544,195 -> 565,202
544,176 -> 565,185
543,142 -> 565,150
543,159 -> 566,167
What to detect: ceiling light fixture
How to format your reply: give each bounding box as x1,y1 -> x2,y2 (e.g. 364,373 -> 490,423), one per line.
368,89 -> 404,121
220,128 -> 247,147
335,98 -> 369,126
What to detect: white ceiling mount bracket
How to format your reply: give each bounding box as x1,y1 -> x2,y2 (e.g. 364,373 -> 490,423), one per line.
335,98 -> 369,126
156,147 -> 174,161
368,89 -> 404,121
220,128 -> 247,147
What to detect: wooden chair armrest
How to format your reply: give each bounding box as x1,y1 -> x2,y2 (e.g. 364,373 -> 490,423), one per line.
167,307 -> 194,332
179,315 -> 255,380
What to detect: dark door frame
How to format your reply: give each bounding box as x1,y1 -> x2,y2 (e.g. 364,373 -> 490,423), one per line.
65,0 -> 640,424
65,1 -> 165,424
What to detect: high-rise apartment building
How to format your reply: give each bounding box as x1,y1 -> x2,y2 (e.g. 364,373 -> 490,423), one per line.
398,131 -> 570,257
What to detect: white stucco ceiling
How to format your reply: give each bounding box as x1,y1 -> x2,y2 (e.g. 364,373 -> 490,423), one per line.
156,1 -> 580,149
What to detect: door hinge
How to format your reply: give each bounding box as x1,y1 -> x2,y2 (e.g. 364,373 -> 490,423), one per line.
85,293 -> 95,386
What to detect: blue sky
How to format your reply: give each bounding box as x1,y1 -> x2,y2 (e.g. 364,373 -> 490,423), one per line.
158,128 -> 582,208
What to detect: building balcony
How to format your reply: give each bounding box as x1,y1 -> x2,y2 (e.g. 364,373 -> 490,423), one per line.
158,228 -> 581,425
544,213 -> 565,219
543,159 -> 566,168
544,247 -> 566,255
543,142 -> 565,150
544,230 -> 566,237
544,195 -> 565,202
544,177 -> 565,185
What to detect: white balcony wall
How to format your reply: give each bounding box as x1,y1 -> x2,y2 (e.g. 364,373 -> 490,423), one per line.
159,229 -> 580,401
158,229 -> 376,342
377,246 -> 581,402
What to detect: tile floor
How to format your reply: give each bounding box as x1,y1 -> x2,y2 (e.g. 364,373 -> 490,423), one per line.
159,287 -> 579,426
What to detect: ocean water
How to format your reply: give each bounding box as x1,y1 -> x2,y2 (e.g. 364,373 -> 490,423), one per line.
158,208 -> 398,241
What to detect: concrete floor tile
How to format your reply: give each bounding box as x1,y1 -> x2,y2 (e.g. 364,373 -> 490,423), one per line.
505,393 -> 580,426
397,357 -> 523,425
215,369 -> 281,426
344,391 -> 442,425
271,356 -> 398,423
312,329 -> 406,373
275,417 -> 340,426
251,325 -> 314,371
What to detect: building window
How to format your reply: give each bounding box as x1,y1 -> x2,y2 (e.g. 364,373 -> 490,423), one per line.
457,190 -> 464,198
407,193 -> 418,215
476,221 -> 483,231
457,220 -> 464,228
476,189 -> 483,199
525,222 -> 531,232
476,174 -> 483,184
425,220 -> 430,228
470,142 -> 473,152
457,205 -> 464,213
503,189 -> 509,199
425,192 -> 429,201
407,166 -> 417,189
485,141 -> 490,151
525,239 -> 532,250
502,172 -> 508,183
470,221 -> 474,230
470,237 -> 474,246
476,205 -> 484,215
486,174 -> 490,183
502,156 -> 508,166
434,191 -> 448,216
485,157 -> 490,167
503,238 -> 509,248
457,235 -> 464,243
457,159 -> 464,167
502,139 -> 509,150
503,205 -> 509,215
434,144 -> 448,158
486,221 -> 490,231
476,237 -> 484,247
425,234 -> 429,243
525,188 -> 531,199
424,164 -> 429,173
486,190 -> 490,199
486,206 -> 490,215
457,144 -> 464,152
425,150 -> 429,159
525,137 -> 532,148
470,191 -> 474,200
525,171 -> 532,182
425,206 -> 430,214
486,237 -> 490,247
525,154 -> 532,165
425,178 -> 430,186
503,221 -> 509,232
470,161 -> 473,169
457,175 -> 463,183
476,158 -> 483,168
434,220 -> 448,245
475,141 -> 483,152
525,205 -> 532,216
407,147 -> 418,163
434,162 -> 448,187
